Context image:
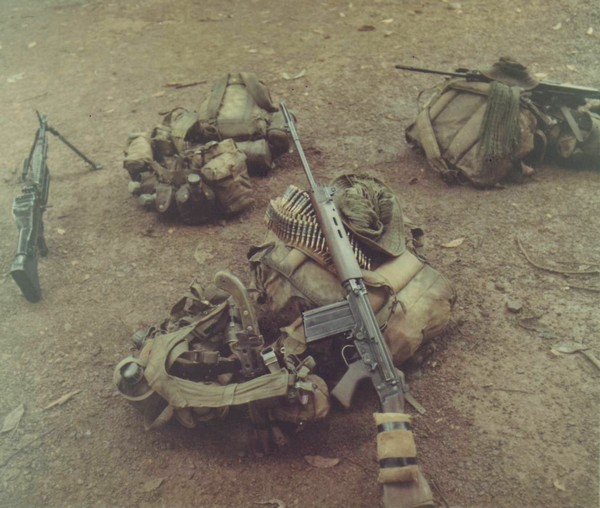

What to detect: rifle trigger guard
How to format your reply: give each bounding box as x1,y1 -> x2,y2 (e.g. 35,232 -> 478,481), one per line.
341,344 -> 357,367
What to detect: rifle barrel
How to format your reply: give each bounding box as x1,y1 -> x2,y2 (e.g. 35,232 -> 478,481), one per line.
394,64 -> 466,79
280,102 -> 318,190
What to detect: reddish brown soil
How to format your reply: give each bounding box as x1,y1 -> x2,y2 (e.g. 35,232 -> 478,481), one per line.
0,1 -> 598,507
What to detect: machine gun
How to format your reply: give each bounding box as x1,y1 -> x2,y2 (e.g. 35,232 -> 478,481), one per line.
395,63 -> 600,107
10,112 -> 102,302
280,102 -> 433,508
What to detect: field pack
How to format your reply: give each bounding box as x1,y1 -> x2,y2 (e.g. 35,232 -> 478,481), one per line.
405,79 -> 541,187
196,72 -> 291,174
123,73 -> 290,223
249,174 -> 456,367
114,175 -> 455,437
404,58 -> 600,187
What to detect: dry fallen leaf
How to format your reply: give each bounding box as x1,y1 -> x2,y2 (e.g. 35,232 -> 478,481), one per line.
140,477 -> 165,493
441,237 -> 465,248
304,455 -> 340,468
553,342 -> 588,354
7,72 -> 25,83
282,69 -> 306,80
43,390 -> 81,411
1,404 -> 25,434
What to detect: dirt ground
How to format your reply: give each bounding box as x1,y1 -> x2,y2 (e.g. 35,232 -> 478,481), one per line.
1,0 -> 598,507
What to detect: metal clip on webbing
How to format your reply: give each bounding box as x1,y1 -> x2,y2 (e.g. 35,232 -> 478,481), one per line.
260,346 -> 281,374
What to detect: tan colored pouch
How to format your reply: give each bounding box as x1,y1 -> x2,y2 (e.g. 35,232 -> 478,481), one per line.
201,146 -> 255,216
124,133 -> 153,180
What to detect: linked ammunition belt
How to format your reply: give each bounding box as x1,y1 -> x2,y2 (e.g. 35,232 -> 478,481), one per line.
265,185 -> 372,270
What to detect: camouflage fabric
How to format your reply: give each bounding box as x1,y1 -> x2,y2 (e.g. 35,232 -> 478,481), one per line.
250,175 -> 455,367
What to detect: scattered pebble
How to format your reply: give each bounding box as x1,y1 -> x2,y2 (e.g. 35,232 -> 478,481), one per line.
506,299 -> 523,313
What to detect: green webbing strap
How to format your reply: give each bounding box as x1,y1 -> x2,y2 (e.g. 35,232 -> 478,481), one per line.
206,74 -> 230,122
144,322 -> 290,408
414,106 -> 452,177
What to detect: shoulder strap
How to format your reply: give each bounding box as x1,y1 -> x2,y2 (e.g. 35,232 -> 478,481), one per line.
240,72 -> 278,112
206,74 -> 230,121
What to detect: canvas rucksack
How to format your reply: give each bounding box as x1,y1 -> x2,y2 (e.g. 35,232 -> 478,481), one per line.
248,174 -> 456,368
196,72 -> 291,175
405,79 -> 541,187
405,58 -> 600,186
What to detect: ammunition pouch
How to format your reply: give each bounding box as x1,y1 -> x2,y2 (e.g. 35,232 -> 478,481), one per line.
200,142 -> 255,216
123,133 -> 153,180
124,137 -> 254,224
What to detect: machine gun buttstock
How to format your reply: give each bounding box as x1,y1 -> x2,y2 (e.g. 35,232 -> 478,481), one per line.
11,254 -> 42,303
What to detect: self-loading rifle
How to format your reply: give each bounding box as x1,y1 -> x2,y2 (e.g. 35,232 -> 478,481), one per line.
11,112 -> 102,302
280,102 -> 433,508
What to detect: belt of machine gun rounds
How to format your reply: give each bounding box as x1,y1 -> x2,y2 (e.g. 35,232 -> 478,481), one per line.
265,185 -> 373,270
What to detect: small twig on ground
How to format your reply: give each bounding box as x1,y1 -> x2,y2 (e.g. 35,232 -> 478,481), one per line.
565,284 -> 600,293
0,428 -> 55,468
515,237 -> 600,275
581,351 -> 600,371
430,478 -> 450,508
486,387 -> 534,394
164,80 -> 207,89
20,92 -> 49,102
